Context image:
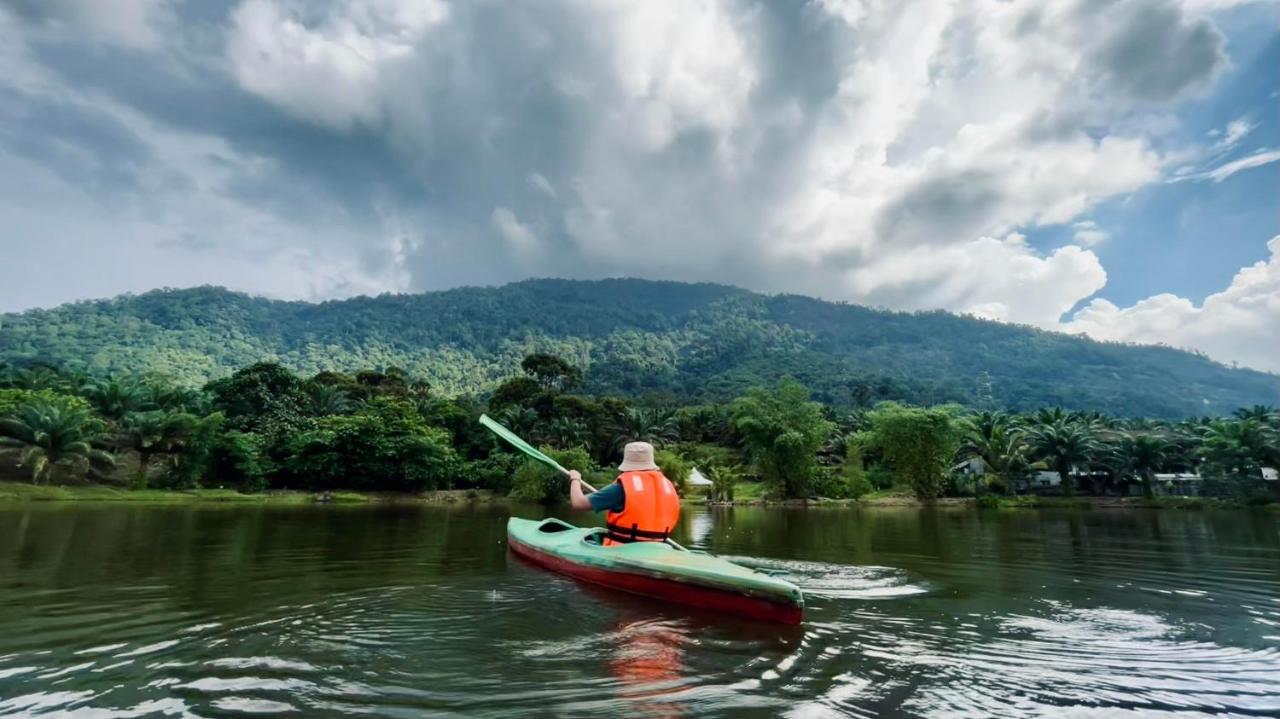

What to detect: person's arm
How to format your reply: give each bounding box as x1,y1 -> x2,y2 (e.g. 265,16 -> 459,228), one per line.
568,470 -> 592,510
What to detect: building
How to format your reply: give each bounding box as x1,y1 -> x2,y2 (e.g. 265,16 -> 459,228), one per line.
1152,472 -> 1202,497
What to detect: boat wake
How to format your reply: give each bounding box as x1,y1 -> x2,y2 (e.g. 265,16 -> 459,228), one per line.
722,557 -> 929,600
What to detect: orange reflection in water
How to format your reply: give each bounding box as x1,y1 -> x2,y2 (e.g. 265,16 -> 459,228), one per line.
606,616 -> 690,719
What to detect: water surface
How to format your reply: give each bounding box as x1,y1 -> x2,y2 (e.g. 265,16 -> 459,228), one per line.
1,504 -> 1277,717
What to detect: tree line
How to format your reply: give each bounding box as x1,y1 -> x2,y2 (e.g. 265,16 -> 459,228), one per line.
0,356 -> 1276,504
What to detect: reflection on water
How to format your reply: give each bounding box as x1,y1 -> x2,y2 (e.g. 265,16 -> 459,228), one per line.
0,504 -> 1277,717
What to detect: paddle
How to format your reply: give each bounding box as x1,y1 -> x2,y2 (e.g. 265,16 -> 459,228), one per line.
479,414 -> 597,492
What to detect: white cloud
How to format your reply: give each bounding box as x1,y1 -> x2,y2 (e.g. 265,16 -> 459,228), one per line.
849,235 -> 1109,326
526,172 -> 557,199
0,0 -> 1262,360
228,0 -> 447,131
1211,118 -> 1256,152
597,0 -> 758,152
0,0 -> 174,48
490,207 -> 540,257
1065,236 -> 1280,371
1072,221 -> 1110,247
1203,149 -> 1280,182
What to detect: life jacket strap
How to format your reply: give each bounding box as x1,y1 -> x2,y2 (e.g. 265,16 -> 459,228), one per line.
605,522 -> 670,544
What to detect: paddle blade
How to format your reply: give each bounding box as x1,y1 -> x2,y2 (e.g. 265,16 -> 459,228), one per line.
479,414 -> 569,475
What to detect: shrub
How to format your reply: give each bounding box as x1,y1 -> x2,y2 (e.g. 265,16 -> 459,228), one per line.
975,494 -> 1003,509
509,446 -> 593,504
654,448 -> 691,494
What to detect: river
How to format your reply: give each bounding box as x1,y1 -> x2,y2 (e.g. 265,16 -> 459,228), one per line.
0,504 -> 1277,718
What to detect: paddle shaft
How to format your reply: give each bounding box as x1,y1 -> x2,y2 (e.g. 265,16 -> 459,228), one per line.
478,414 -> 597,492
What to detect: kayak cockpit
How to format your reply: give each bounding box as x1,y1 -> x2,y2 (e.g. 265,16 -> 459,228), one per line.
535,518 -> 575,533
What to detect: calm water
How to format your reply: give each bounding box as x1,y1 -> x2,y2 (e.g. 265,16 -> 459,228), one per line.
0,505 -> 1278,718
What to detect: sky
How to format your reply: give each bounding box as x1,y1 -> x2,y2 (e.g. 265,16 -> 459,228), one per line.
0,0 -> 1277,372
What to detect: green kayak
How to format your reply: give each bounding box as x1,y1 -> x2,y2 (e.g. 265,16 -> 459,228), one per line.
507,517 -> 804,624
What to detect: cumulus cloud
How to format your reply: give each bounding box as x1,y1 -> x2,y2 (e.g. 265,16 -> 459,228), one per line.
228,0 -> 447,131
1065,236 -> 1280,372
1072,221 -> 1110,247
0,0 -> 1272,372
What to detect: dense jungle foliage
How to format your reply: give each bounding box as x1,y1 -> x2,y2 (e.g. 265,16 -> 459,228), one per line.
0,279 -> 1274,418
1,358 -> 1276,504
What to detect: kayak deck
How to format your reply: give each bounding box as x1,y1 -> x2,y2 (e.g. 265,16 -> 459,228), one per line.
507,517 -> 804,624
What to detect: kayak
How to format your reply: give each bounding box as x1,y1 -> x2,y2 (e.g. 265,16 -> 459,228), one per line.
506,517 -> 804,624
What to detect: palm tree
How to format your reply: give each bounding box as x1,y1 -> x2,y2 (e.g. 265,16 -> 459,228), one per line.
1120,433 -> 1171,498
121,411 -> 197,488
496,406 -> 540,438
1198,418 -> 1274,486
84,379 -> 151,421
609,407 -> 679,451
0,365 -> 65,391
546,417 -> 590,449
1234,405 -> 1279,424
305,384 -> 352,415
0,402 -> 114,484
1032,407 -> 1072,426
1025,418 -> 1098,496
958,411 -> 1029,495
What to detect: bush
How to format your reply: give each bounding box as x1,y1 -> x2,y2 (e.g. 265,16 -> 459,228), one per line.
975,494 -> 1003,509
812,467 -> 850,499
284,398 -> 460,492
208,431 -> 271,493
509,446 -> 592,504
654,448 -> 691,494
460,454 -> 522,494
0,389 -> 90,418
867,466 -> 896,490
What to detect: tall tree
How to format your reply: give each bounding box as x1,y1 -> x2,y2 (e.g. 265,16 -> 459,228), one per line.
1025,418 -> 1099,497
1120,433 -> 1172,498
609,407 -> 679,451
731,378 -> 833,499
958,411 -> 1028,495
866,403 -> 959,500
84,379 -> 151,421
121,410 -> 198,488
521,354 -> 582,393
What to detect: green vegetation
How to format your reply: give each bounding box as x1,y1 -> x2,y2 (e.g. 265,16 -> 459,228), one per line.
731,378 -> 832,499
1,280 -> 1275,418
861,403 -> 959,500
0,351 -> 1275,507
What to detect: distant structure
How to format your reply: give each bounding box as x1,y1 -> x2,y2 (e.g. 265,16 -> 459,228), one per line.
687,468 -> 714,487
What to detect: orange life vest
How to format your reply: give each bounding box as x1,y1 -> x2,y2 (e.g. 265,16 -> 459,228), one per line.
604,470 -> 680,546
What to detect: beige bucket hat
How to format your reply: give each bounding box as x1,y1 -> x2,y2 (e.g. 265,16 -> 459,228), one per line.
618,441 -> 659,472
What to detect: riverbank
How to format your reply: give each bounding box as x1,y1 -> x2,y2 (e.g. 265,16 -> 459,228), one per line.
709,493 -> 1278,511
3,481 -> 1272,511
0,482 -> 501,506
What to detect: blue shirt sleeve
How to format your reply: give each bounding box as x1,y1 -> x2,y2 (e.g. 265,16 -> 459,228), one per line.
587,481 -> 626,513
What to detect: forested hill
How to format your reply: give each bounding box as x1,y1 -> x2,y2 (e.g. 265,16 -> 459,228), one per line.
0,280 -> 1274,417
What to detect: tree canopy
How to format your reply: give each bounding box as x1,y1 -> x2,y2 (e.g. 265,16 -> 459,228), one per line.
1,279 -> 1274,418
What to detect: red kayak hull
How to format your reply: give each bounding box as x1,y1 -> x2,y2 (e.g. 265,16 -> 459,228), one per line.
508,532 -> 803,625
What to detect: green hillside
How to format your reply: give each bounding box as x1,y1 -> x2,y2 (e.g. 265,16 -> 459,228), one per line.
0,279 -> 1274,417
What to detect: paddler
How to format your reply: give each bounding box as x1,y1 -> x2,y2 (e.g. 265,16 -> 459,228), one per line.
568,441 -> 680,546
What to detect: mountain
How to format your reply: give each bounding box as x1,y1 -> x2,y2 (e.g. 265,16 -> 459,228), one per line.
0,279 -> 1274,417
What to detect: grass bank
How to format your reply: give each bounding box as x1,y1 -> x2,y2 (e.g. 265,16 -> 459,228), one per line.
0,482 -> 501,506
697,482 -> 1276,510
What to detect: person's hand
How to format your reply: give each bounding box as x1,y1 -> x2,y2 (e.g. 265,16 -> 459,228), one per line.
568,470 -> 582,482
